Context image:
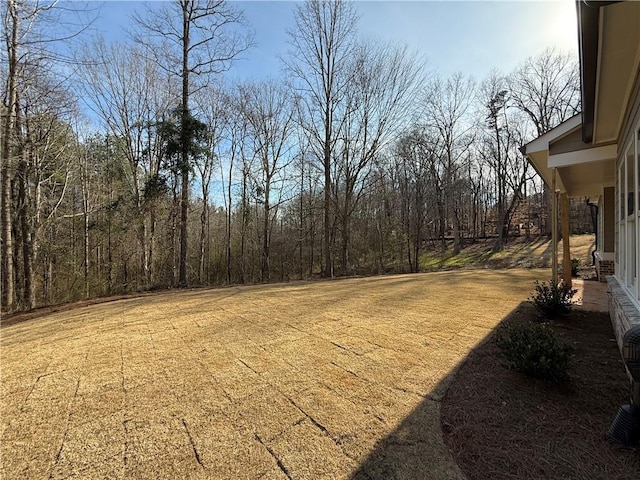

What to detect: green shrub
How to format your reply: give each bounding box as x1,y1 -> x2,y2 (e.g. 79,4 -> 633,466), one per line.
528,280 -> 577,318
494,321 -> 574,381
571,258 -> 580,277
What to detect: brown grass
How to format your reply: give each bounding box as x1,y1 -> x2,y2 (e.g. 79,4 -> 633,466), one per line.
1,269 -> 544,479
441,303 -> 640,480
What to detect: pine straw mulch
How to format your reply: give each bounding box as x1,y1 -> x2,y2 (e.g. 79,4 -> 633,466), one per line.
441,302 -> 640,480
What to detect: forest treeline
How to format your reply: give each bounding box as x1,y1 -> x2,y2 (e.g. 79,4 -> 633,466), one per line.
2,0 -> 582,312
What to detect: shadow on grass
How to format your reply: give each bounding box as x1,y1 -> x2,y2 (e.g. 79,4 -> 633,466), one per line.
349,305 -> 525,480
350,300 -> 632,480
419,236 -> 555,272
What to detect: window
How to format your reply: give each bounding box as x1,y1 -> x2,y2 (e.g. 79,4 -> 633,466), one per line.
615,169 -> 620,266
620,164 -> 626,219
629,149 -> 636,217
615,126 -> 639,304
636,129 -> 640,298
626,145 -> 636,286
617,164 -> 624,277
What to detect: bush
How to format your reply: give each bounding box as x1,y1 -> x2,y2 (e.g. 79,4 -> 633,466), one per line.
494,321 -> 574,381
528,279 -> 577,318
571,258 -> 580,277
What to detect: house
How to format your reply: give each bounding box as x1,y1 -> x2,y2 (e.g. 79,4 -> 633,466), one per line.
522,0 -> 640,438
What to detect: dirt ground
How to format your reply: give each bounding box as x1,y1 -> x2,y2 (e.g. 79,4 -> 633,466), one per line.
442,302 -> 640,480
1,269 -> 543,480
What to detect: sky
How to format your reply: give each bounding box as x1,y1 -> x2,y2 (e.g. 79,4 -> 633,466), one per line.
94,0 -> 579,82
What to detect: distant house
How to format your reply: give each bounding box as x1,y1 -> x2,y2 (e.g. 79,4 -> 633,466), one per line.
523,1 -> 639,351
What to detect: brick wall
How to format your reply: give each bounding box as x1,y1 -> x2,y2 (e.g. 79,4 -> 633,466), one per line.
598,260 -> 615,282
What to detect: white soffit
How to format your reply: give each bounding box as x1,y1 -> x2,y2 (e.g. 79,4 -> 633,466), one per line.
592,1 -> 640,145
556,160 -> 615,197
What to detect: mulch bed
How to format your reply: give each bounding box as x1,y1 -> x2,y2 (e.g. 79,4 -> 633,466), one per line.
441,302 -> 640,480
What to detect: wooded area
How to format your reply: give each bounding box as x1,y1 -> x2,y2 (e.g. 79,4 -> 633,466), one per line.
1,0 -> 583,312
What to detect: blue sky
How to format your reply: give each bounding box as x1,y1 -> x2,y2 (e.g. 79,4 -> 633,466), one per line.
95,0 -> 578,81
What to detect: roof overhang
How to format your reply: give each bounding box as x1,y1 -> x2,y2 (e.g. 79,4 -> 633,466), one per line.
522,114 -> 615,197
578,0 -> 640,144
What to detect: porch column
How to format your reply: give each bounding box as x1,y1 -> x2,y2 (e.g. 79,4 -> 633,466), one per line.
560,192 -> 572,287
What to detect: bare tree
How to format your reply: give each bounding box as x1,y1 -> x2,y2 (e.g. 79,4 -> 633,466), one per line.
15,71 -> 78,308
1,0 -> 21,310
238,80 -> 296,282
2,0 -> 92,310
78,39 -> 174,288
508,48 -> 580,236
133,0 -> 253,286
193,82 -> 228,284
219,92 -> 250,284
391,125 -> 450,255
480,72 -> 532,251
508,48 -> 580,137
333,41 -> 421,275
422,73 -> 475,254
285,0 -> 358,278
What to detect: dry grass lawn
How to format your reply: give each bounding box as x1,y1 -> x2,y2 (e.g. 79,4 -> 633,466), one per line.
1,269 -> 544,479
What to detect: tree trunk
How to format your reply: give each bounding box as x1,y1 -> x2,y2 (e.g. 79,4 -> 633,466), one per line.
1,154 -> 15,310
139,217 -> 148,289
451,206 -> 462,255
199,200 -> 207,284
323,150 -> 332,278
309,213 -> 315,277
179,159 -> 189,286
299,159 -> 304,278
406,233 -> 413,273
240,167 -> 248,284
340,213 -> 349,277
493,192 -> 507,253
413,218 -> 421,273
262,194 -> 270,282
437,196 -> 446,252
376,216 -> 385,274
178,7 -> 190,287
107,205 -> 113,295
226,161 -> 232,284
18,148 -> 35,309
1,0 -> 19,311
81,149 -> 90,299
149,207 -> 156,286
84,197 -> 90,299
169,178 -> 179,286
